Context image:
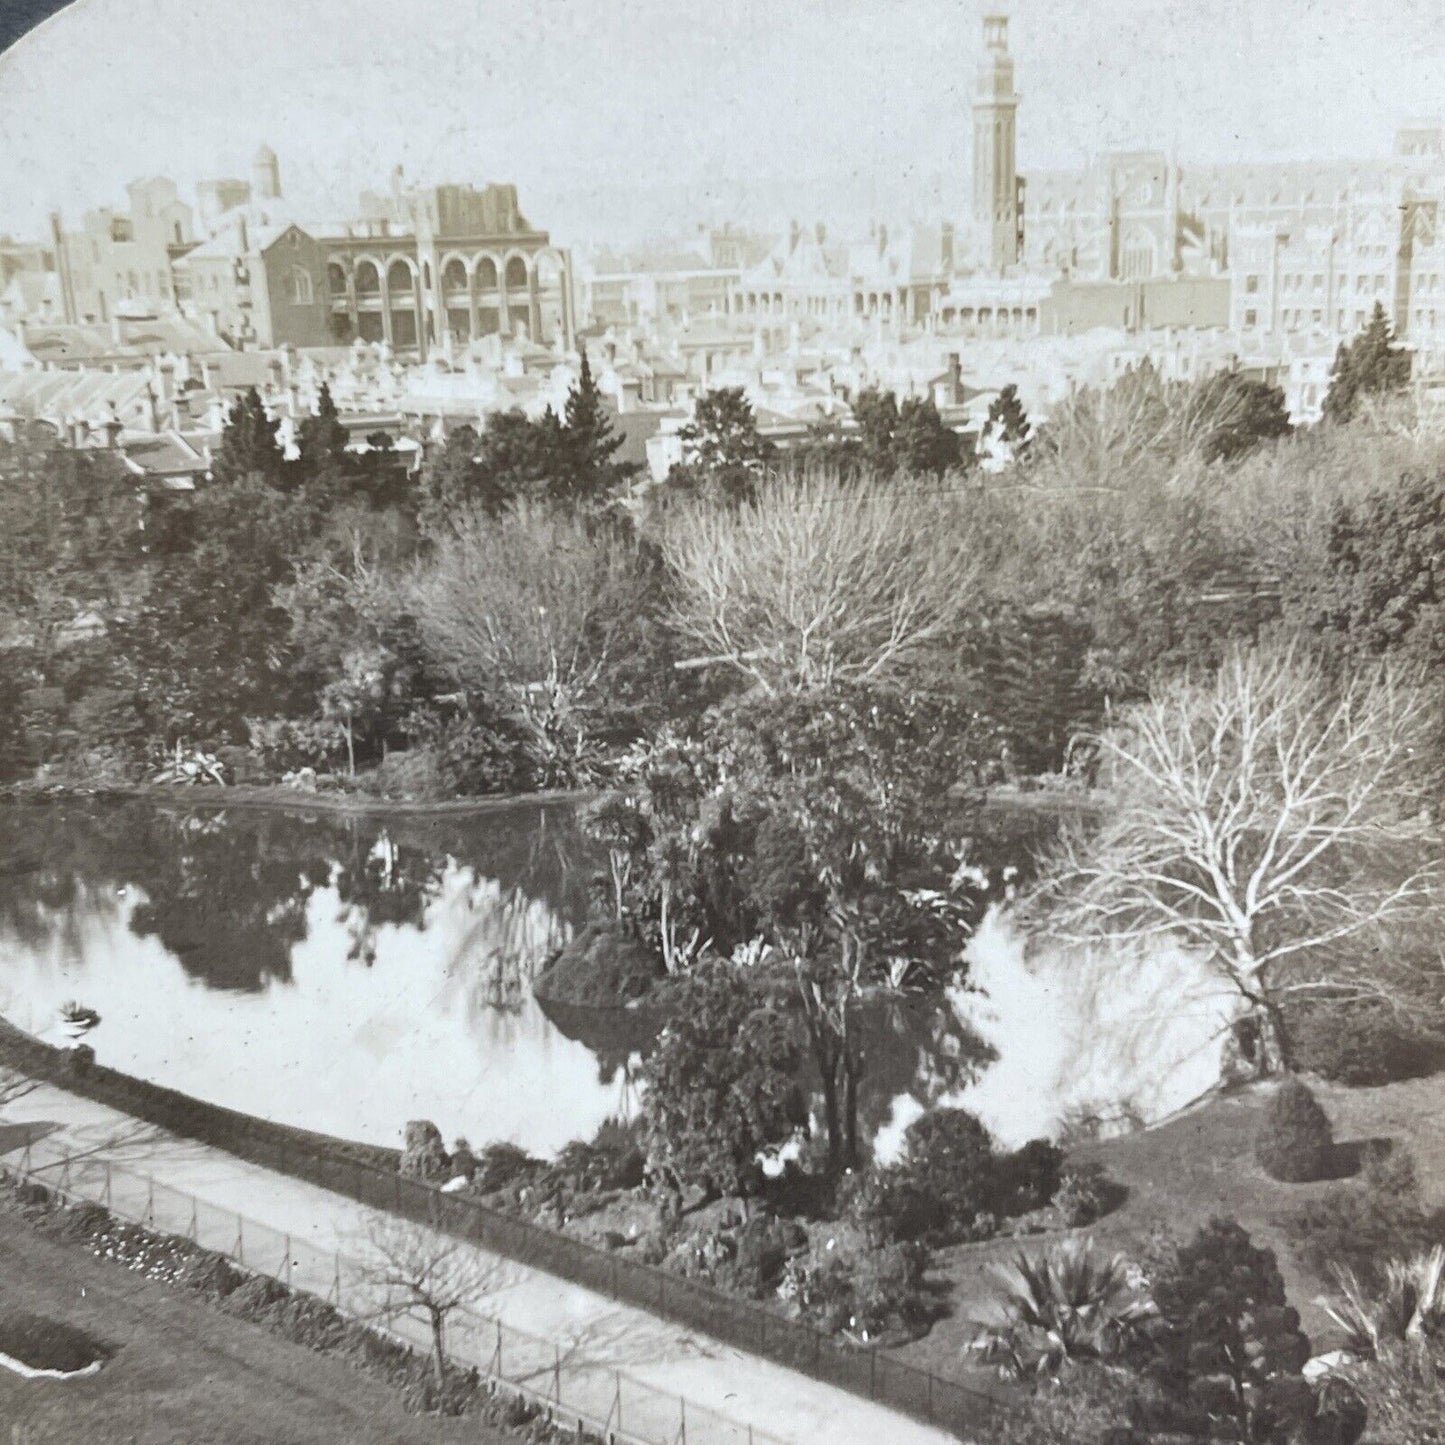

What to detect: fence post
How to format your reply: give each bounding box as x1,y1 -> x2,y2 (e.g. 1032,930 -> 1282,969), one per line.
235,1216 -> 243,1266
189,1197 -> 198,1242
614,1373 -> 622,1435
496,1319 -> 503,1379
104,1162 -> 112,1207
678,1396 -> 685,1445
332,1251 -> 342,1307
870,1350 -> 876,1398
927,1370 -> 934,1420
146,1178 -> 154,1226
284,1235 -> 292,1290
554,1342 -> 560,1402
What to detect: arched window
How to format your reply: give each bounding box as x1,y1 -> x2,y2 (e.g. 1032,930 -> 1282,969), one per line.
387,259 -> 414,298
504,255 -> 529,290
285,266 -> 314,306
442,258 -> 468,293
354,260 -> 380,296
475,257 -> 498,289
327,262 -> 348,297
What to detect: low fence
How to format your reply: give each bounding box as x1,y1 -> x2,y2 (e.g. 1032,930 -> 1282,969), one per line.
0,1029 -> 1009,1439
5,1141 -> 782,1445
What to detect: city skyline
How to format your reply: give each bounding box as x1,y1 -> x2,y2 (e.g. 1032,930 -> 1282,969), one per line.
2,0 -> 1445,245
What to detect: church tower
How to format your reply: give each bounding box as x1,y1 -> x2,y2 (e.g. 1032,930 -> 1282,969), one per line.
973,11 -> 1020,271
253,144 -> 282,203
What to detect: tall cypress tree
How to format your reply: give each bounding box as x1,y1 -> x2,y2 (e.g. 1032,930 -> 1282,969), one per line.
558,346 -> 635,505
211,387 -> 285,486
1323,301 -> 1411,424
297,382 -> 350,474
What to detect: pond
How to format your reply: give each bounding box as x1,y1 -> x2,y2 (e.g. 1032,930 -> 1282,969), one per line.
0,796 -> 1230,1158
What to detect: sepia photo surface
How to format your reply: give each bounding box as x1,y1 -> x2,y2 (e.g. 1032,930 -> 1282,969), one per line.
0,2 -> 1442,1441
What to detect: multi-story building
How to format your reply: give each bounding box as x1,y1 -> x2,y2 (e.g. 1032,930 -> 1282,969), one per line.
54,177 -> 196,323
318,180 -> 575,356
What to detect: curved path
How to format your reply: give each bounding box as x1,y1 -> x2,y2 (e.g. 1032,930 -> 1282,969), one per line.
0,1075 -> 967,1445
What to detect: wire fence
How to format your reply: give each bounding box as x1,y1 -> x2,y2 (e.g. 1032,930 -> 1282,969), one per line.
4,1139 -> 788,1445
0,1037 -> 1009,1440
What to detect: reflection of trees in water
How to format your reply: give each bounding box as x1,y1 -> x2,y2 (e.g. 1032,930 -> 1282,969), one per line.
850,994 -> 995,1150
450,880 -> 569,1018
0,798 -> 594,997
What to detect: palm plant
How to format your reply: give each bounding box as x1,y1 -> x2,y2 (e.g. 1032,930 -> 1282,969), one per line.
1324,1246 -> 1445,1358
972,1238 -> 1156,1378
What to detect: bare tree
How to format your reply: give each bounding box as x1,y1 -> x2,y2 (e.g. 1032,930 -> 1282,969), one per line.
409,503 -> 640,783
350,1212 -> 509,1388
658,472 -> 980,692
1031,645 -> 1442,1074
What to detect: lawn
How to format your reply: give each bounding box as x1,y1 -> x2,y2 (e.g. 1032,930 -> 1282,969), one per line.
0,1206 -> 504,1445
889,1072 -> 1445,1382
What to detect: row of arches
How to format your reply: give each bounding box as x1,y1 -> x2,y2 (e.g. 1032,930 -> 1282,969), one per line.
322,247 -> 573,352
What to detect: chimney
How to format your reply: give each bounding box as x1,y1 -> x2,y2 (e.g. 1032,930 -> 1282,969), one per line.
110,314 -> 124,347
941,221 -> 956,273
143,386 -> 159,434
947,351 -> 962,404
156,360 -> 175,404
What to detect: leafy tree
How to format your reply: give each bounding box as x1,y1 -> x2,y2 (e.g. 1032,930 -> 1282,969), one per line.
895,395 -> 960,477
1323,302 -> 1410,425
0,423 -> 141,677
211,387 -> 285,485
1194,371 -> 1291,462
593,682 -> 984,1168
640,956 -> 804,1203
673,386 -> 775,503
1152,1219 -> 1312,1441
852,386 -> 901,474
986,384 -> 1032,450
119,473 -> 322,742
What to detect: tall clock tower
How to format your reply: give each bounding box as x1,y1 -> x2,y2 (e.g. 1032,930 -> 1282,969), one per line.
973,11 -> 1020,271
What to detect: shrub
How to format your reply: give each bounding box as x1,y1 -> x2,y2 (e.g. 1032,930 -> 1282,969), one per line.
778,1237 -> 932,1341
222,1273 -> 288,1319
1324,1246 -> 1445,1358
997,1139 -> 1066,1214
57,1200 -> 112,1241
1346,1347 -> 1445,1444
472,1142 -> 545,1195
897,1107 -> 999,1238
1151,1219 -> 1312,1438
554,1117 -> 645,1194
1291,1000 -> 1445,1087
174,1249 -> 244,1298
1053,1164 -> 1117,1228
1255,1077 -> 1335,1182
1282,1145 -> 1440,1286
732,1213 -> 806,1296
973,1240 -> 1154,1378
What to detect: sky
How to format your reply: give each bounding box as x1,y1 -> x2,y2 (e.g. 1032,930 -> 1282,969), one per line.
1,0 -> 1444,245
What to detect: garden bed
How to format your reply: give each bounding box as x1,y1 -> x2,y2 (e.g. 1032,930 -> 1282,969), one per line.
0,1310 -> 111,1378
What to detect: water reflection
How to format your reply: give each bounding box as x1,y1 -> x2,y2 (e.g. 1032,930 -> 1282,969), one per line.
0,798 -> 622,1154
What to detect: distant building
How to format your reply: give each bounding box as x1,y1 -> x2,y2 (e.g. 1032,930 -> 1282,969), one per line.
55,177 -> 195,323
319,181 -> 575,356
179,219 -> 331,350
973,12 -> 1022,272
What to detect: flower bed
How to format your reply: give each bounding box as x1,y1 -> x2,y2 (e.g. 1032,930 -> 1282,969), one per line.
0,1310 -> 111,1377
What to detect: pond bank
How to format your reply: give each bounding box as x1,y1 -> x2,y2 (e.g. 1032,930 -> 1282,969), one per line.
0,779 -> 594,818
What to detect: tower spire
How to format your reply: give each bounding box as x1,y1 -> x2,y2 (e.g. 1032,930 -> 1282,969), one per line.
973,11 -> 1020,272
